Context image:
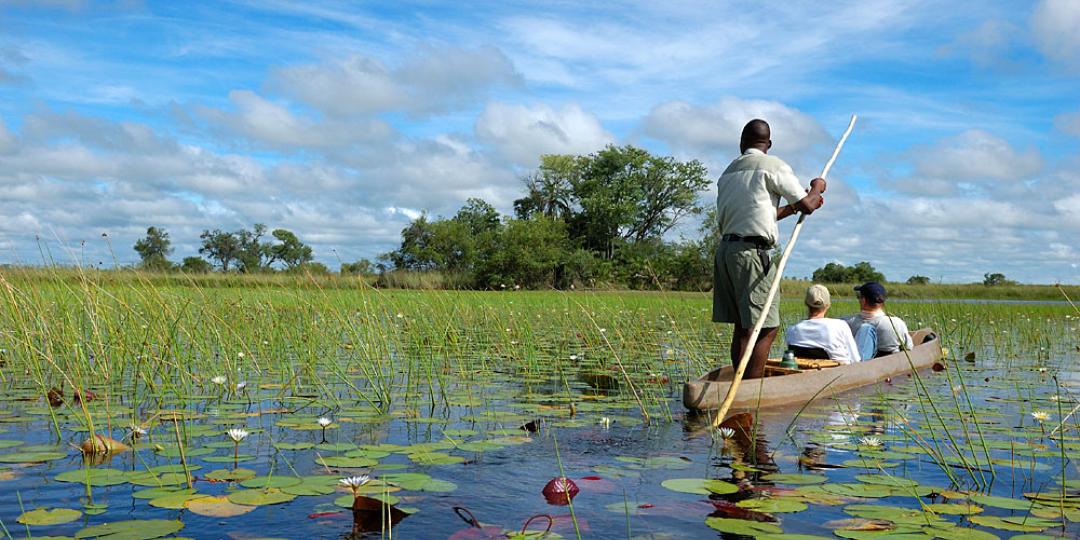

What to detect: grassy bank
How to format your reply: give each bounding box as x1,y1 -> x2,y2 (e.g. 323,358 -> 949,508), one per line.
1,265 -> 1077,301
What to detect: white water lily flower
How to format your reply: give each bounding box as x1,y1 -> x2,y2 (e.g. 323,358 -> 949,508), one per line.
1031,411 -> 1051,423
226,428 -> 249,442
718,427 -> 736,440
858,436 -> 882,447
318,417 -> 332,427
130,425 -> 147,437
210,375 -> 227,385
599,417 -> 611,429
235,381 -> 247,390
339,475 -> 370,489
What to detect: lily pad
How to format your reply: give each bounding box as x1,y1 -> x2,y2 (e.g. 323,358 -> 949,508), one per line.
408,452 -> 465,465
74,519 -> 183,539
922,525 -> 999,540
968,516 -> 1054,533
456,441 -> 504,452
334,492 -> 400,508
55,468 -> 129,486
18,507 -> 83,525
281,476 -> 339,496
617,456 -> 692,470
737,498 -> 808,513
419,479 -> 457,492
757,535 -> 833,540
239,475 -> 302,489
203,468 -> 256,482
274,442 -> 315,451
925,503 -> 983,515
0,451 -> 68,463
704,517 -> 782,535
315,455 -> 378,468
202,454 -> 255,463
184,496 -> 256,517
132,487 -> 195,500
660,478 -> 738,495
854,474 -> 919,488
148,491 -> 205,509
127,471 -> 188,487
227,488 -> 297,506
761,473 -> 828,485
970,494 -> 1033,510
381,472 -> 432,490
822,483 -> 894,498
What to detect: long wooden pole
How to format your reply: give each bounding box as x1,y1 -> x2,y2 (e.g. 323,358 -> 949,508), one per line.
710,114 -> 858,429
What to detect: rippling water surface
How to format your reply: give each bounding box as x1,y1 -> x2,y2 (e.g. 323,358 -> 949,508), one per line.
0,287 -> 1077,539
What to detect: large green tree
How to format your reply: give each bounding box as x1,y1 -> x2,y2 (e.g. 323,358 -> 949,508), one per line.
513,155 -> 577,220
514,146 -> 709,259
199,229 -> 241,271
341,259 -> 376,276
383,198 -> 504,274
268,228 -> 313,270
384,215 -> 441,270
180,256 -> 212,273
235,224 -> 271,273
812,261 -> 886,283
475,216 -> 569,289
133,226 -> 173,271
381,147 -> 713,289
983,272 -> 1016,286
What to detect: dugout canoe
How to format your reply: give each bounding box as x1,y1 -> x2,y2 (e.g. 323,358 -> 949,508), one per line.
683,328 -> 942,411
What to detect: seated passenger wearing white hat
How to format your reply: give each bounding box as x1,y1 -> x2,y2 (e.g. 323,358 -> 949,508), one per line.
784,284 -> 861,364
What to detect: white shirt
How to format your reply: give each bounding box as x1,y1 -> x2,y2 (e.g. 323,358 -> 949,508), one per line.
785,318 -> 861,364
715,148 -> 807,246
845,311 -> 914,354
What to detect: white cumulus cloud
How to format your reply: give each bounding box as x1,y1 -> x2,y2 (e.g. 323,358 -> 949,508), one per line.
914,129 -> 1041,180
475,102 -> 613,165
641,97 -> 828,158
272,46 -> 520,117
196,90 -> 394,150
1031,0 -> 1080,69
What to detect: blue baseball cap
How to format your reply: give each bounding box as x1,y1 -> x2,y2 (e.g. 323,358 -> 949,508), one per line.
854,281 -> 887,303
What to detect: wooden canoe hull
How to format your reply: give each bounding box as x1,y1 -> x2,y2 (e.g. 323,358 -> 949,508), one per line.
683,328 -> 942,411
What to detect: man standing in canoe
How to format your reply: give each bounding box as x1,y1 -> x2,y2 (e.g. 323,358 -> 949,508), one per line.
713,119 -> 827,379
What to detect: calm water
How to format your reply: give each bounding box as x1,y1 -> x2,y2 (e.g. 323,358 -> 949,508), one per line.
0,307 -> 1078,539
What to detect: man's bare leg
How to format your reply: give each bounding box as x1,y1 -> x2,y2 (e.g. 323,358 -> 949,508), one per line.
731,326 -> 779,379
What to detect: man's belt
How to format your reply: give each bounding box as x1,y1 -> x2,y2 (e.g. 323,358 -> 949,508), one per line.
721,234 -> 773,249
721,234 -> 774,275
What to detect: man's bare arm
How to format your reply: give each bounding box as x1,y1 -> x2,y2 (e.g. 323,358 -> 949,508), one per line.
777,178 -> 827,220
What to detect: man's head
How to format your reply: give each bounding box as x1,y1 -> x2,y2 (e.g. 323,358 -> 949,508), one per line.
854,281 -> 887,309
805,284 -> 831,316
740,119 -> 772,154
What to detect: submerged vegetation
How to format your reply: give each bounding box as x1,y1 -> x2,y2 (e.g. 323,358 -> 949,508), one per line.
0,266 -> 1077,538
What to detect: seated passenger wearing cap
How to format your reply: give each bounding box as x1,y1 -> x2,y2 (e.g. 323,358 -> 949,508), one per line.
784,284 -> 861,364
844,281 -> 913,359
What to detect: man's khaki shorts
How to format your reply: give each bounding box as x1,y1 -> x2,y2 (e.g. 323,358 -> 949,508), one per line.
712,240 -> 779,328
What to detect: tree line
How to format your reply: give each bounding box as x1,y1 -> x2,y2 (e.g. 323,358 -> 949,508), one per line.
375,145 -> 714,289
132,224 -> 328,275
130,144 -> 1017,289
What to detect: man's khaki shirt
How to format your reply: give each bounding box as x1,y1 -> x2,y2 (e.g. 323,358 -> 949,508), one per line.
715,148 -> 806,246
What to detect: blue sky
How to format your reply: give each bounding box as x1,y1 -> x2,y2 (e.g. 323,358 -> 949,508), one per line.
1,0 -> 1078,283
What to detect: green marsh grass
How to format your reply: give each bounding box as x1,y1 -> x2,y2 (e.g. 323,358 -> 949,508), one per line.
2,265 -> 1080,538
